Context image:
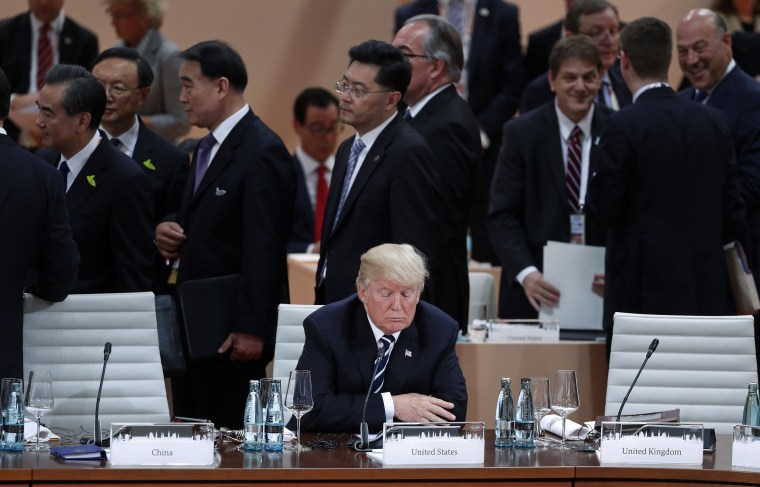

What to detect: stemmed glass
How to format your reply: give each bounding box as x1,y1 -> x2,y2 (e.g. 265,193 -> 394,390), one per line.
551,370 -> 579,450
1,378 -> 23,450
284,370 -> 313,452
24,370 -> 54,452
530,377 -> 551,445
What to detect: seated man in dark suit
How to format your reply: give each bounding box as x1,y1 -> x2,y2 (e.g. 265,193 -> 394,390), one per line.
0,66 -> 78,379
294,243 -> 467,433
288,87 -> 340,254
91,47 -> 189,293
35,64 -> 154,294
520,0 -> 632,114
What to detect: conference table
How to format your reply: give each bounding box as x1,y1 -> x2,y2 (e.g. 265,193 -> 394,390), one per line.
0,433 -> 757,485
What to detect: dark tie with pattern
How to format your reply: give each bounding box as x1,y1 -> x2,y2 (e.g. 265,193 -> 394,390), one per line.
372,335 -> 396,393
193,133 -> 217,193
566,125 -> 583,213
331,136 -> 365,233
37,23 -> 52,90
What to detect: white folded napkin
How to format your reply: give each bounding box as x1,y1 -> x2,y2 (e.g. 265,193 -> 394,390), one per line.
539,414 -> 593,440
23,418 -> 59,443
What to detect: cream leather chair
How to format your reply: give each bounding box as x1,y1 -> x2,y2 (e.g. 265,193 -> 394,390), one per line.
23,292 -> 170,437
467,272 -> 497,325
605,312 -> 758,434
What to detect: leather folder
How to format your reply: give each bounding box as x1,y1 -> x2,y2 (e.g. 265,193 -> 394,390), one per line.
178,274 -> 239,361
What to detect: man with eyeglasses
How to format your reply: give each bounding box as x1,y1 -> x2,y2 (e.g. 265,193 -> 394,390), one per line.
520,0 -> 632,114
289,87 -> 341,254
35,64 -> 154,294
392,15 -> 480,334
315,40 -> 441,306
91,47 -> 188,294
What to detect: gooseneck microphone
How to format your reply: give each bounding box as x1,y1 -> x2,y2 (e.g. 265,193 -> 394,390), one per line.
616,338 -> 659,421
355,347 -> 385,452
94,342 -> 112,447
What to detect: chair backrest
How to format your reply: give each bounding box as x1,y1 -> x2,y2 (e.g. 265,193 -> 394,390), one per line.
273,304 -> 320,424
23,292 -> 170,436
605,312 -> 758,434
468,272 -> 496,325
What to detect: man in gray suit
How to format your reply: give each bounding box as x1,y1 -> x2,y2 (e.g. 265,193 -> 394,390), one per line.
105,0 -> 189,140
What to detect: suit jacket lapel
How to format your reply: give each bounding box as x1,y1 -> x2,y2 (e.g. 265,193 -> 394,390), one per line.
384,322 -> 418,394
58,18 -> 78,64
187,109 -> 253,207
588,107 -> 607,180
18,16 -> 33,87
66,143 -> 108,214
132,119 -> 154,167
541,104 -> 566,204
349,306 -> 382,386
410,85 -> 457,128
331,114 -> 403,232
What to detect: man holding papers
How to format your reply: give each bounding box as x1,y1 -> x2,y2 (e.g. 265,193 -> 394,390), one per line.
488,36 -> 612,319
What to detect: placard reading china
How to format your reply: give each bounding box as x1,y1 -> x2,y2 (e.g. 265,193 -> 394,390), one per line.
599,422 -> 703,465
109,423 -> 215,466
381,422 -> 484,465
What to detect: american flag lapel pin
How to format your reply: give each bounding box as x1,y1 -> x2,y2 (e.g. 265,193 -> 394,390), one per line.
405,349 -> 412,358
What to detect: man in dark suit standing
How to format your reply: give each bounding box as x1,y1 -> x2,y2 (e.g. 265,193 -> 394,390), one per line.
36,64 -> 154,294
0,66 -> 78,379
0,0 -> 98,146
295,244 -> 466,433
585,17 -> 748,359
677,8 -> 760,370
91,47 -> 189,294
392,15 -> 481,332
316,40 -> 440,306
288,88 -> 340,254
489,37 -> 611,319
395,0 -> 525,265
155,41 -> 295,429
520,0 -> 631,115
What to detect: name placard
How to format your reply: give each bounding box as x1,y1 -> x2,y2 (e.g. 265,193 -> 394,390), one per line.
599,422 -> 703,465
732,424 -> 760,469
469,319 -> 559,343
109,423 -> 215,466
382,422 -> 484,465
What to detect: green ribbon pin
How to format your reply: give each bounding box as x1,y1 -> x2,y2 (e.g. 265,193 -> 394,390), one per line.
143,159 -> 156,171
86,175 -> 96,187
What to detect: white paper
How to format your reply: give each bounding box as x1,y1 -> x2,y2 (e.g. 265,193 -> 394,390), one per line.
23,418 -> 59,443
539,241 -> 604,330
539,414 -> 593,440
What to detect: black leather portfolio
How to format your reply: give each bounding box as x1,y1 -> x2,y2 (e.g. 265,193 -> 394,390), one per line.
178,274 -> 239,361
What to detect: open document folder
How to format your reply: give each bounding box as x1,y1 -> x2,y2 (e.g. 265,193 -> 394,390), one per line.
538,241 -> 604,330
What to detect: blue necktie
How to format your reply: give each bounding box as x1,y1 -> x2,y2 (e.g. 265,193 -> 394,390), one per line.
596,79 -> 611,107
331,136 -> 365,233
58,160 -> 70,187
372,335 -> 396,393
193,133 -> 217,193
693,90 -> 708,103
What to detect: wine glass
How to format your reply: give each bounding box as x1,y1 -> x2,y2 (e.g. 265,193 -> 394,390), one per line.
551,370 -> 579,450
284,370 -> 313,452
1,378 -> 23,450
24,370 -> 54,452
530,377 -> 551,444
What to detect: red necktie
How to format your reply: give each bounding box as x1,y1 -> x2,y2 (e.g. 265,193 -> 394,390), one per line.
566,125 -> 583,213
37,23 -> 53,90
314,165 -> 328,242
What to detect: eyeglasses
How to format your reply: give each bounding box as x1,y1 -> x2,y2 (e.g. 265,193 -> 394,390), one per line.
335,80 -> 392,99
304,122 -> 344,136
98,82 -> 141,98
579,28 -> 619,42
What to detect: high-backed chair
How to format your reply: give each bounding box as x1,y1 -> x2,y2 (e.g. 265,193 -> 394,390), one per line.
272,304 -> 320,424
605,312 -> 758,434
23,292 -> 170,437
468,272 -> 497,326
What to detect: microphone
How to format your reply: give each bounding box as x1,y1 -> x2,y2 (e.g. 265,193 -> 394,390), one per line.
94,342 -> 112,447
354,346 -> 385,452
616,338 -> 659,421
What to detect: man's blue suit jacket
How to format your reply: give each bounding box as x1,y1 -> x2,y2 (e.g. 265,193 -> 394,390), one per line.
293,294 -> 467,433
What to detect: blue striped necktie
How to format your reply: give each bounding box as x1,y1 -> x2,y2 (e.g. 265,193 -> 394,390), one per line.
371,335 -> 396,393
331,136 -> 364,232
